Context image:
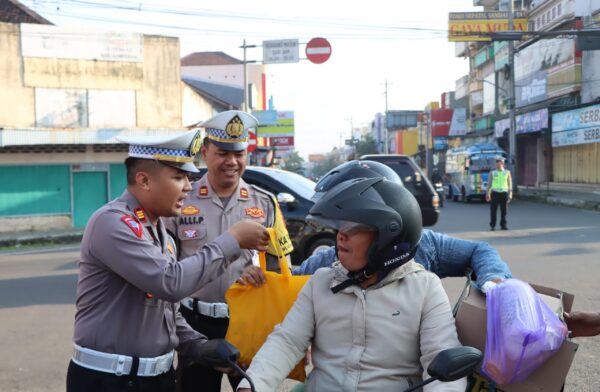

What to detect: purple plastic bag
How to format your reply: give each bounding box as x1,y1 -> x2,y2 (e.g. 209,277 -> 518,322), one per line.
481,279 -> 567,385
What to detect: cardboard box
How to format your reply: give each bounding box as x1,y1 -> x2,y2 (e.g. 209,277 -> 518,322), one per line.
455,283 -> 579,392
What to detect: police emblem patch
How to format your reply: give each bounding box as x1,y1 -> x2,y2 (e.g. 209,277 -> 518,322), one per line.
121,216 -> 143,239
245,207 -> 265,218
183,229 -> 198,238
182,205 -> 200,215
225,115 -> 244,138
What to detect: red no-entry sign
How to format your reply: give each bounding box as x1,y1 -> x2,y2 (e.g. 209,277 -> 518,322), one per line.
306,37 -> 332,64
247,131 -> 257,153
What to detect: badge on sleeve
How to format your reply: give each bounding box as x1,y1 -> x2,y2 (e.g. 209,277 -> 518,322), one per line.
121,216 -> 143,239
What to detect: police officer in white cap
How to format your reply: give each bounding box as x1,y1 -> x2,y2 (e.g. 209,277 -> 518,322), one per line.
165,111 -> 293,392
67,130 -> 270,392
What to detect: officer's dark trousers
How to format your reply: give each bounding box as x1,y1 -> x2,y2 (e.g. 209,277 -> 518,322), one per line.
179,306 -> 242,392
490,191 -> 508,229
66,360 -> 176,392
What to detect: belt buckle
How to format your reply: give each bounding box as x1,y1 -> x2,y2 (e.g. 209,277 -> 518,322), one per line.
210,303 -> 219,318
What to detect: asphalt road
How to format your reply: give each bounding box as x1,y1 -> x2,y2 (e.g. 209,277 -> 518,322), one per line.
1,199 -> 599,391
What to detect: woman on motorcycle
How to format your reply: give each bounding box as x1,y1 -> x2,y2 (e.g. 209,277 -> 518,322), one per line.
237,178 -> 466,392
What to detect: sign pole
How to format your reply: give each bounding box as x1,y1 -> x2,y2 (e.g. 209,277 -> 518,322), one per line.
508,4 -> 518,192
242,39 -> 248,112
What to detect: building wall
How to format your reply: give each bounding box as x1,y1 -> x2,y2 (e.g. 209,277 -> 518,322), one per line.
181,82 -> 216,127
553,143 -> 600,183
182,63 -> 266,110
0,23 -> 35,127
136,36 -> 182,127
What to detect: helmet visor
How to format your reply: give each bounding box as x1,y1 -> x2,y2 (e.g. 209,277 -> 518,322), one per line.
306,215 -> 376,236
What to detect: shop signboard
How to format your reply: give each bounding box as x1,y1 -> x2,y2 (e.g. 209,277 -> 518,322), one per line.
433,136 -> 448,151
516,108 -> 548,135
448,11 -> 528,42
431,109 -> 453,137
552,104 -> 600,147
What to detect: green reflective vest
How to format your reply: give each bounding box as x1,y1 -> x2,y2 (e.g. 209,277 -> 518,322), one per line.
491,170 -> 510,192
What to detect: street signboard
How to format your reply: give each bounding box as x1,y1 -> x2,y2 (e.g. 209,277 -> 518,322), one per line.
257,111 -> 294,137
271,136 -> 294,148
247,131 -> 257,153
251,110 -> 278,126
305,37 -> 332,64
263,39 -> 299,64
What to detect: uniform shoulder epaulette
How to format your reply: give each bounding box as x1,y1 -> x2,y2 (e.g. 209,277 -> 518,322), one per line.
249,184 -> 276,201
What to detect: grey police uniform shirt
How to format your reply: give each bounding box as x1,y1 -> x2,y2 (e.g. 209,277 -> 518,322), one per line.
73,190 -> 241,358
165,174 -> 279,304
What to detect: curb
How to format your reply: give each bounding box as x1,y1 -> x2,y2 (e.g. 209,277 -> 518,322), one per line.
0,232 -> 83,248
516,194 -> 600,212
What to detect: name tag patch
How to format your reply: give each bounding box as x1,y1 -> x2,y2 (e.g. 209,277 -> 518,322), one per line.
179,216 -> 204,225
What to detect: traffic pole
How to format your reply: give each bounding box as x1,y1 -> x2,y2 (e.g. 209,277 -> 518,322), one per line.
508,4 -> 518,193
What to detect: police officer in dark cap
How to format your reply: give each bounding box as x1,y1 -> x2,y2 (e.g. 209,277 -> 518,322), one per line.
66,130 -> 269,392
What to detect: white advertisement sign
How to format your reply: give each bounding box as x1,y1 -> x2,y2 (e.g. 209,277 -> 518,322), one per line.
21,24 -> 143,62
263,39 -> 299,64
449,108 -> 467,136
552,127 -> 600,147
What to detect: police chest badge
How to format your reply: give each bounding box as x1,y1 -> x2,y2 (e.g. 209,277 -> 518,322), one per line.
182,205 -> 200,215
245,207 -> 265,219
225,115 -> 244,138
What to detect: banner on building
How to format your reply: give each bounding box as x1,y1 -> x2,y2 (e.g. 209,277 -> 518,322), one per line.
516,108 -> 548,134
21,24 -> 143,62
257,111 -> 294,137
552,104 -> 600,147
493,108 -> 549,138
252,110 -> 278,126
515,38 -> 581,107
448,11 -> 528,42
449,108 -> 467,136
431,109 -> 453,137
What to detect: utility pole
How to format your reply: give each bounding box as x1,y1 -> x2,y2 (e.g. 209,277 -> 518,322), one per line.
240,39 -> 257,112
383,79 -> 390,154
507,2 -> 518,192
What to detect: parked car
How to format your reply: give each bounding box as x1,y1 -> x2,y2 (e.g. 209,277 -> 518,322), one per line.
360,154 -> 440,226
192,166 -> 336,264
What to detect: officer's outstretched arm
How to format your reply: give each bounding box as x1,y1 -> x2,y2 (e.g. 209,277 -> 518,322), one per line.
89,211 -> 243,302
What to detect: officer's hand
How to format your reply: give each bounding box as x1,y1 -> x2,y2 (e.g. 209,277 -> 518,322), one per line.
238,265 -> 266,287
564,311 -> 600,337
485,194 -> 491,202
229,221 -> 269,251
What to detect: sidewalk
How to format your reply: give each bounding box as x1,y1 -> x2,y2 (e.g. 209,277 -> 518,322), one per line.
0,228 -> 83,248
516,182 -> 600,212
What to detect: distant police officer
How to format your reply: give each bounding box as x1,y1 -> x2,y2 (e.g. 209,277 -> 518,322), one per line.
165,111 -> 293,392
486,157 -> 513,231
67,131 -> 270,392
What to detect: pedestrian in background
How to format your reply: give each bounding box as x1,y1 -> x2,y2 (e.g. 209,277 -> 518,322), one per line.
486,157 -> 512,231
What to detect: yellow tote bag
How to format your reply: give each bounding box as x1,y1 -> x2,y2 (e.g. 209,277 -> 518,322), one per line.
225,228 -> 310,381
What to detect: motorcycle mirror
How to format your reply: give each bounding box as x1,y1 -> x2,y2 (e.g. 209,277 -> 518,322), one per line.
403,346 -> 482,392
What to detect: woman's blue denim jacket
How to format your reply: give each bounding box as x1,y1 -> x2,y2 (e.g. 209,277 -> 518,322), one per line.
292,228 -> 512,290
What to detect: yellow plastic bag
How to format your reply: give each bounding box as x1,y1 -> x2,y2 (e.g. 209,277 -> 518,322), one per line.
225,228 -> 310,381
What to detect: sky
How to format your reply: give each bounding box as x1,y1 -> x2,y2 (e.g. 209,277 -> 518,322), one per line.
21,0 -> 481,158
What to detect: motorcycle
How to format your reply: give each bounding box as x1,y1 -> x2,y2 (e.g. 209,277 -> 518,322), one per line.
206,339 -> 482,392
